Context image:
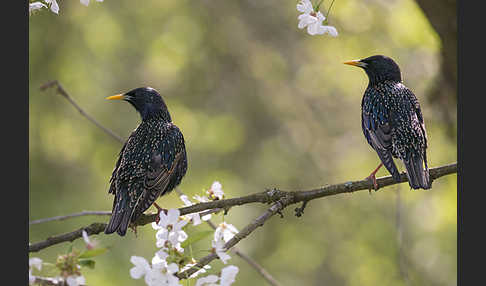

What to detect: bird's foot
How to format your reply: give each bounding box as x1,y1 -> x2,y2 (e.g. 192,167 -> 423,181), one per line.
129,224 -> 138,237
365,173 -> 379,192
365,163 -> 383,192
153,202 -> 167,225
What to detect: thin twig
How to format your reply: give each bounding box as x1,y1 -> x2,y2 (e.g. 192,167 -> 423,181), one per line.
40,80 -> 124,143
29,211 -> 112,225
206,221 -> 282,286
28,162 -> 457,253
34,276 -> 66,286
175,188 -> 282,286
177,196 -> 293,279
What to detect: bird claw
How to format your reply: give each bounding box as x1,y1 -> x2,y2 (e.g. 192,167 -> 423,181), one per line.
365,174 -> 379,192
129,224 -> 138,237
153,202 -> 167,225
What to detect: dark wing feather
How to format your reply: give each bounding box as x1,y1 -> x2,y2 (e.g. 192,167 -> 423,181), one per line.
108,141 -> 128,194
130,124 -> 188,223
105,122 -> 187,236
362,87 -> 401,181
400,89 -> 430,189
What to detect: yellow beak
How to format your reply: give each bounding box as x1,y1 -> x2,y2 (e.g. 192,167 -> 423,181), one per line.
343,60 -> 366,67
106,94 -> 125,100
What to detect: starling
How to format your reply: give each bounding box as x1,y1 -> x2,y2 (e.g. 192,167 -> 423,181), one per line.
104,87 -> 188,236
344,55 -> 430,190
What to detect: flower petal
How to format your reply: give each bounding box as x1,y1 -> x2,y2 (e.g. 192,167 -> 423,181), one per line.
220,265 -> 239,286
180,195 -> 193,206
49,0 -> 59,14
195,275 -> 219,286
167,209 -> 181,223
29,257 -> 43,271
166,263 -> 179,274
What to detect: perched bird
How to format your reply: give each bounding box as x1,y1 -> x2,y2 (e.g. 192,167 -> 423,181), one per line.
344,55 -> 430,190
104,87 -> 188,236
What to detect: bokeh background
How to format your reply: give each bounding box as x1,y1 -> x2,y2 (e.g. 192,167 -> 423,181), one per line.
29,0 -> 457,285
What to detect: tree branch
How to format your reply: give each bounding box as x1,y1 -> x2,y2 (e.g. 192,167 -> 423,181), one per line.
175,188 -> 282,286
177,195 -> 293,279
40,80 -> 124,143
29,211 -> 111,225
206,218 -> 282,286
28,162 -> 457,253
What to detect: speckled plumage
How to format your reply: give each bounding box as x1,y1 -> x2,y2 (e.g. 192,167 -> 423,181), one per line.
104,87 -> 188,236
348,55 -> 430,190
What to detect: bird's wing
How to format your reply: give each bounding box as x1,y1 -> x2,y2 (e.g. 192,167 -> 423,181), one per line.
131,124 -> 187,217
361,86 -> 401,181
108,140 -> 128,194
361,88 -> 394,151
409,89 -> 428,150
144,151 -> 183,192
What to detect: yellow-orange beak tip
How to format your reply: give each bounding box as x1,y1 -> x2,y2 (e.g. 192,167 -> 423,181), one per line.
106,94 -> 125,100
343,60 -> 365,67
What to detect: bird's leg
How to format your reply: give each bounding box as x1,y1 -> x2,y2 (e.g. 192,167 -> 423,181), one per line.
365,163 -> 383,192
129,224 -> 138,237
153,202 -> 167,225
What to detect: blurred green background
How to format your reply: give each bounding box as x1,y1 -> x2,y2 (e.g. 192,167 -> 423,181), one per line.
29,0 -> 457,285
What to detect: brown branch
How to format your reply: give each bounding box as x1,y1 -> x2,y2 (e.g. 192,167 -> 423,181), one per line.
29,223 -> 107,253
34,277 -> 66,286
205,221 -> 282,286
29,211 -> 112,225
40,80 -> 124,143
177,196 -> 293,279
175,188 -> 282,286
28,162 -> 457,253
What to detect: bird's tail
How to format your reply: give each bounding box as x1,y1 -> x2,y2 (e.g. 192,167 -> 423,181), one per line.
104,192 -> 134,236
376,148 -> 401,182
403,152 -> 431,190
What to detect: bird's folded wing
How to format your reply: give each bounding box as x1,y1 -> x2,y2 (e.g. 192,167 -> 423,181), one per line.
144,151 -> 183,193
362,112 -> 393,151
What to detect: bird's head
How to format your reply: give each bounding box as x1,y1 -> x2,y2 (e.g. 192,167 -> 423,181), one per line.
344,55 -> 402,84
106,87 -> 171,122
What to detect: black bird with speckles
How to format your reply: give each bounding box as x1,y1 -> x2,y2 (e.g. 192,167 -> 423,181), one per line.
344,55 -> 430,190
104,87 -> 188,236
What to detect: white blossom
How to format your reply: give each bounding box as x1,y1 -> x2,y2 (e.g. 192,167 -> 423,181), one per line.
130,256 -> 151,280
212,239 -> 231,264
214,222 -> 238,243
296,0 -> 338,36
130,255 -> 180,286
180,195 -> 202,225
29,2 -> 47,14
192,195 -> 213,221
29,257 -> 43,271
45,0 -> 59,14
195,275 -> 219,286
153,209 -> 188,247
66,275 -> 86,286
318,25 -> 338,37
150,255 -> 180,286
220,265 -> 239,286
194,194 -> 210,203
207,181 -> 224,200
194,265 -> 239,286
29,257 -> 43,284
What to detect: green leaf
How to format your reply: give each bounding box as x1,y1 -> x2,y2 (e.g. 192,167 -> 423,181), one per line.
78,259 -> 95,269
181,230 -> 213,248
67,244 -> 73,254
79,248 -> 108,259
